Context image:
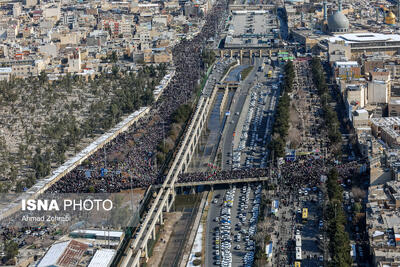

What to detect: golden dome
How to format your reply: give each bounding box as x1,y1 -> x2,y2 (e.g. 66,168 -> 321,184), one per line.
385,11 -> 396,25
387,11 -> 396,19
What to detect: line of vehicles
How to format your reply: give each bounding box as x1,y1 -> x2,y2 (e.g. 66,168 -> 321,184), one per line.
213,189 -> 235,267
211,184 -> 262,267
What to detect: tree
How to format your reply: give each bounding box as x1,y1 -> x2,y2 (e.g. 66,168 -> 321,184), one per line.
9,164 -> 17,183
38,70 -> 48,85
110,51 -> 118,63
353,202 -> 362,214
4,240 -> 18,261
25,175 -> 36,188
111,65 -> 119,78
327,168 -> 342,201
15,180 -> 24,192
32,148 -> 51,179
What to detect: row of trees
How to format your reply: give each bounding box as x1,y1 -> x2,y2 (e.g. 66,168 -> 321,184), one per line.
282,60 -> 295,93
155,51 -> 216,166
310,58 -> 342,147
326,168 -> 352,267
1,240 -> 18,265
156,103 -> 193,165
201,50 -> 216,68
269,61 -> 294,157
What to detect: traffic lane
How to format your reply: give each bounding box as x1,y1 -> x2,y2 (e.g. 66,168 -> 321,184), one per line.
246,82 -> 278,164
206,189 -> 226,267
225,65 -> 249,82
221,91 -> 247,169
231,186 -> 244,266
222,62 -> 261,169
298,200 -> 324,265
231,185 -> 257,266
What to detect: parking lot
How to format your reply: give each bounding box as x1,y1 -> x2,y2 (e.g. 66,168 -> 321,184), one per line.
206,184 -> 262,267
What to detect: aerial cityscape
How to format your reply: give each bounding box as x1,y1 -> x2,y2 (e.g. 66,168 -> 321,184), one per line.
1,0 -> 400,266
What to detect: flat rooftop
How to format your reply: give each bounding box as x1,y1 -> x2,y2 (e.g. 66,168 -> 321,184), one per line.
328,32 -> 400,43
225,10 -> 278,48
371,117 -> 400,127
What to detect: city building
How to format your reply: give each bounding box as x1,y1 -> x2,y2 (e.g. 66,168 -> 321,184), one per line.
328,33 -> 400,58
37,240 -> 88,267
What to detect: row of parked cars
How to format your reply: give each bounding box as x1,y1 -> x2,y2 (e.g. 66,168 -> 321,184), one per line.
213,188 -> 236,267
240,185 -> 262,267
212,184 -> 262,267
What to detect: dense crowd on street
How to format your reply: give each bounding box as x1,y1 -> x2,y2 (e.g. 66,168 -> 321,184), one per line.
47,0 -> 228,193
177,156 -> 361,187
44,0 -> 361,197
177,168 -> 270,183
278,156 -> 360,192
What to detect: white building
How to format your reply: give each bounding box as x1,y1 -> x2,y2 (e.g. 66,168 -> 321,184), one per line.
88,249 -> 116,267
368,80 -> 390,104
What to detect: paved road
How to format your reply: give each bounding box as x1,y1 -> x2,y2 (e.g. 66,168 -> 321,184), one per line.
205,184 -> 261,267
221,59 -> 280,170
221,57 -> 262,170
225,65 -> 249,82
296,191 -> 324,266
206,189 -> 226,267
270,60 -> 328,267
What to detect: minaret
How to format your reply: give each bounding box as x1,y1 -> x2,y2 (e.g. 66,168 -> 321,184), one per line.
398,0 -> 400,19
376,7 -> 379,22
301,12 -> 304,25
323,0 -> 327,21
338,0 -> 342,12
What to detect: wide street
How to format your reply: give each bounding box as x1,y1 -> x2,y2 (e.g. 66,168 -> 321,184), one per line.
205,184 -> 262,267
221,57 -> 280,171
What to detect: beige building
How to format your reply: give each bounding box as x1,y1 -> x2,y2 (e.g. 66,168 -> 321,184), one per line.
346,83 -> 366,108
366,70 -> 391,105
328,40 -> 351,62
367,181 -> 400,265
390,100 -> 400,117
143,49 -> 172,63
60,32 -> 80,45
291,29 -> 320,52
371,117 -> 400,147
154,51 -> 172,63
6,22 -> 19,40
9,60 -> 45,78
24,0 -> 37,8
353,109 -> 369,128
67,49 -> 81,73
13,3 -> 21,18
43,3 -> 61,21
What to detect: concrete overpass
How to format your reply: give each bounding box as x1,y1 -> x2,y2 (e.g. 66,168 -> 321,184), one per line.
219,48 -> 271,60
175,176 -> 268,187
229,4 -> 276,12
119,62 -> 239,267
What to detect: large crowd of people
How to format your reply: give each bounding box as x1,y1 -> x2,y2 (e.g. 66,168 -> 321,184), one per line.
177,168 -> 270,183
46,0 -> 362,196
47,0 -> 229,194
177,155 -> 361,188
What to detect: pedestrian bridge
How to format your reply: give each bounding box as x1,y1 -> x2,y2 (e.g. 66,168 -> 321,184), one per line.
157,176 -> 269,188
